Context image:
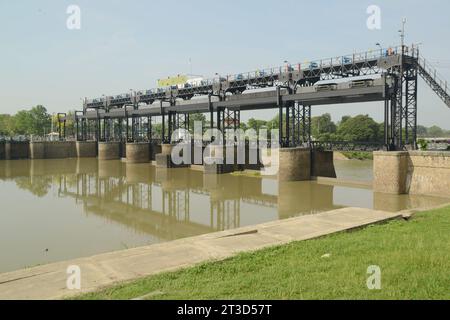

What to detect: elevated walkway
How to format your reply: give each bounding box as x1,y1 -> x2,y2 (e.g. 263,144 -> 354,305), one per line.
416,56 -> 450,108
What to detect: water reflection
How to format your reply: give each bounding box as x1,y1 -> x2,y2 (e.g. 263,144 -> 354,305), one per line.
57,161 -> 342,239
0,159 -> 449,272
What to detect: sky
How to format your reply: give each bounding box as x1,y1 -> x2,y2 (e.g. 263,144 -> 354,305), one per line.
1,0 -> 450,128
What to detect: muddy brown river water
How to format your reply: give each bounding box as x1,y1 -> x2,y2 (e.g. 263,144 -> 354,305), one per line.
0,158 -> 448,273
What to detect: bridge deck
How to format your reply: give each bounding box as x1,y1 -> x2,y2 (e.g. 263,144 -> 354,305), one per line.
79,85 -> 387,120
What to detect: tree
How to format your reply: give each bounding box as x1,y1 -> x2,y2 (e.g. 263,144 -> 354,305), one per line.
29,105 -> 51,135
189,113 -> 207,131
311,113 -> 336,139
339,115 -> 351,126
247,118 -> 267,133
9,105 -> 51,136
337,114 -> 381,142
416,125 -> 428,137
12,110 -> 34,135
427,125 -> 444,137
0,114 -> 13,136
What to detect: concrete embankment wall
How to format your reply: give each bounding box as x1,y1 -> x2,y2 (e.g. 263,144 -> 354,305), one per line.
311,151 -> 337,178
30,142 -> 77,159
277,148 -> 337,181
2,142 -> 30,160
374,151 -> 450,197
278,148 -> 311,181
98,142 -> 120,160
0,141 -> 98,160
1,141 -> 337,184
0,142 -> 5,160
126,143 -> 150,163
76,141 -> 97,158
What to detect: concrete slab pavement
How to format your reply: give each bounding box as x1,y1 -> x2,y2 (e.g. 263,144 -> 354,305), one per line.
0,207 -> 402,300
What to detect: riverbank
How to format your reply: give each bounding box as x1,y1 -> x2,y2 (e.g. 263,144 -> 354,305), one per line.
0,207 -> 402,299
78,205 -> 450,300
334,151 -> 373,161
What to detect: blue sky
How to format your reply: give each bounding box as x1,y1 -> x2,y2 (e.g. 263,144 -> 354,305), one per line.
1,0 -> 450,128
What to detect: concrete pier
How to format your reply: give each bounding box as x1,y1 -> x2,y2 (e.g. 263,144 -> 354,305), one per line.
5,142 -> 11,160
156,144 -> 189,168
374,151 -> 450,197
98,142 -> 120,160
29,142 -> 46,159
76,141 -> 97,158
278,147 -> 311,181
4,142 -> 29,160
373,151 -> 409,194
156,144 -> 173,168
312,151 -> 337,178
150,142 -> 162,161
204,145 -> 235,174
161,144 -> 173,156
126,142 -> 150,163
29,141 -> 76,160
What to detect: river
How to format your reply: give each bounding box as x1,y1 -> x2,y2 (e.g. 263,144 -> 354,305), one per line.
0,158 -> 448,273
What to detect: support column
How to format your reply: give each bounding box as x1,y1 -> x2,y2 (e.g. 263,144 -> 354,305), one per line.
147,116 -> 152,142
29,142 -> 45,159
279,101 -> 309,147
373,151 -> 409,194
126,142 -> 150,163
0,142 -> 5,160
5,142 -> 11,160
311,151 -> 336,178
98,142 -> 120,160
278,147 -> 311,181
384,98 -> 390,147
76,141 -> 97,158
301,105 -> 311,145
155,144 -> 176,168
404,66 -> 418,149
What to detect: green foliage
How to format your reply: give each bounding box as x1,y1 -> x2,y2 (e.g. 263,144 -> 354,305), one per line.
0,105 -> 52,137
77,206 -> 450,300
188,113 -> 207,131
337,114 -> 381,142
417,139 -> 429,151
247,118 -> 267,132
311,113 -> 336,138
427,125 -> 444,137
416,125 -> 428,136
0,114 -> 14,135
417,125 -> 450,138
341,151 -> 373,160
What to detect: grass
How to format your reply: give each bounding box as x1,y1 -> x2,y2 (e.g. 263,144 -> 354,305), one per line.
230,170 -> 261,178
341,151 -> 374,160
77,207 -> 450,300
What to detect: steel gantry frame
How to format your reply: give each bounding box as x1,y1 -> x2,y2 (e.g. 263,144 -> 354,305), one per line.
382,50 -> 419,150
280,102 -> 311,147
67,44 -> 450,151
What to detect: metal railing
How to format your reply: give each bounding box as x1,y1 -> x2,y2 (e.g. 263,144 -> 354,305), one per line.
417,55 -> 450,107
86,45 -> 417,105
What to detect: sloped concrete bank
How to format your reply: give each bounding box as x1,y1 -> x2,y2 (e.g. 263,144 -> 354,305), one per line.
0,207 -> 403,300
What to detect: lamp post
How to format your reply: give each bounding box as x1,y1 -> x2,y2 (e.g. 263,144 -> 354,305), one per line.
399,18 -> 407,54
376,43 -> 383,56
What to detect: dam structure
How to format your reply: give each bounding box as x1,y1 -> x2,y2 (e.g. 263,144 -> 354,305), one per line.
3,44 -> 450,195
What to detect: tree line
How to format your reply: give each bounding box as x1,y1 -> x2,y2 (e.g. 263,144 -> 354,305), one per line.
1,106 -> 449,140
0,105 -> 61,137
243,113 -> 450,141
